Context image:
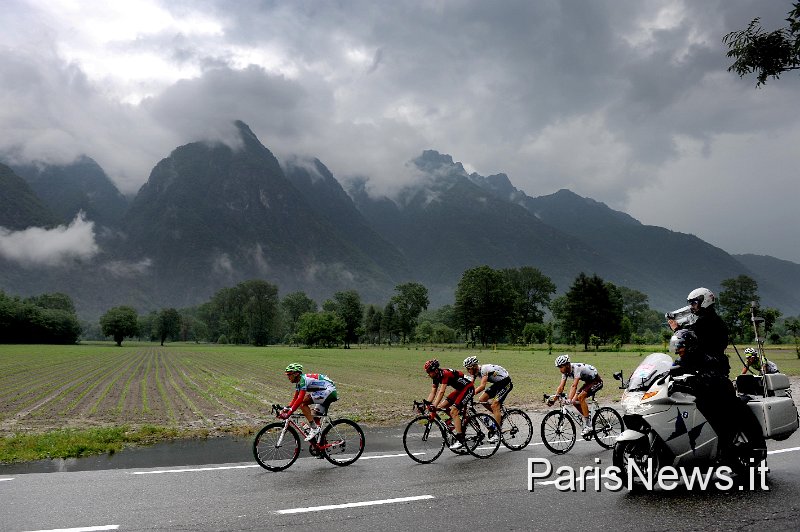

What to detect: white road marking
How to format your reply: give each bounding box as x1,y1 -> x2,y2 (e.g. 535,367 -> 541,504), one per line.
130,465 -> 259,475
275,495 -> 435,514
361,452 -> 422,460
24,526 -> 119,532
768,446 -> 800,455
1,478 -> 14,481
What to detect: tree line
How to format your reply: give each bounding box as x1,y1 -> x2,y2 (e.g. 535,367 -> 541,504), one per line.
4,268 -> 799,355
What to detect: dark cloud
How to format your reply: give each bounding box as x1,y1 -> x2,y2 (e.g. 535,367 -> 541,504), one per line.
1,0 -> 798,262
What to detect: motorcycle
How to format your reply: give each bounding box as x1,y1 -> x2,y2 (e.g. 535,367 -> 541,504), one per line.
611,353 -> 770,489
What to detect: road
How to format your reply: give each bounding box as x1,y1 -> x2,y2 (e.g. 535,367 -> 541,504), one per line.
2,417 -> 799,532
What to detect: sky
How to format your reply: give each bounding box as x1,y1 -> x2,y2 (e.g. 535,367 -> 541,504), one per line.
1,0 -> 799,264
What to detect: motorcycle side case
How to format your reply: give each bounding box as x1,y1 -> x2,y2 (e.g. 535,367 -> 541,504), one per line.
746,396 -> 799,439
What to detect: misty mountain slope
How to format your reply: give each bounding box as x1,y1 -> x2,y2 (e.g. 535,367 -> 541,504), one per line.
734,254 -> 800,314
282,155 -> 411,283
12,155 -> 130,228
0,163 -> 61,230
121,121 -> 397,306
349,150 -> 646,304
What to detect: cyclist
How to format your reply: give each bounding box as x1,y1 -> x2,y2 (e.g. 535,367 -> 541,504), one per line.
547,354 -> 603,437
741,347 -> 779,375
279,363 -> 338,442
424,359 -> 475,450
463,356 -> 511,443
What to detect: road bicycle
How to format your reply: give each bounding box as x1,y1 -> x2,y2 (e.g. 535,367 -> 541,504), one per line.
403,399 -> 500,463
472,400 -> 533,451
540,393 -> 624,454
253,404 -> 365,471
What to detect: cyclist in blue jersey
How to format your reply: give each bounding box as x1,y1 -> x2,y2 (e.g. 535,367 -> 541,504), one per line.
279,363 -> 338,441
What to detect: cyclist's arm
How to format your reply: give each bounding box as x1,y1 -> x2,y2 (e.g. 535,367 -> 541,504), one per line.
567,377 -> 580,402
432,383 -> 448,408
425,384 -> 437,404
553,377 -> 567,398
474,374 -> 489,395
287,390 -> 306,413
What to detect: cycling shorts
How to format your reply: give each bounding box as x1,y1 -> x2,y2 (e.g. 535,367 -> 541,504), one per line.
447,383 -> 475,409
310,388 -> 337,405
485,377 -> 513,403
578,377 -> 603,398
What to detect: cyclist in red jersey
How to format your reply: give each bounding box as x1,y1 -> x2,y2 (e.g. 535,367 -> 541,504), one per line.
424,359 -> 475,450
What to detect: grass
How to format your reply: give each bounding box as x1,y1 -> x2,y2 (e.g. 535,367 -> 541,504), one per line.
0,342 -> 797,463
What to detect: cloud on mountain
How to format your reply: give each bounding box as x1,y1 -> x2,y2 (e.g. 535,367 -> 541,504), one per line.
0,213 -> 99,266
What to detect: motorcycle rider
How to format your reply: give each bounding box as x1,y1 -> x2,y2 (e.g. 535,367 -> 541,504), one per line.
666,290 -> 740,456
667,287 -> 729,376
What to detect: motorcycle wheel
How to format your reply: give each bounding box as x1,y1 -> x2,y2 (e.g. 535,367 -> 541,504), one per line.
727,424 -> 767,477
612,438 -> 658,493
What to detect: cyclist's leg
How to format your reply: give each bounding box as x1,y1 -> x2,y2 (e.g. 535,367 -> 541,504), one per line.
299,394 -> 316,425
451,385 -> 474,436
489,379 -> 512,427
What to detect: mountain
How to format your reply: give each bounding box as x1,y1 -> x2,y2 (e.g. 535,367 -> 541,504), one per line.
12,156 -> 130,228
281,156 -> 411,283
120,121 -> 398,307
0,163 -> 61,230
734,255 -> 800,314
349,150 -> 644,305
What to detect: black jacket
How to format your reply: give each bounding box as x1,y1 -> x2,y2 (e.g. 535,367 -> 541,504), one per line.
685,308 -> 730,376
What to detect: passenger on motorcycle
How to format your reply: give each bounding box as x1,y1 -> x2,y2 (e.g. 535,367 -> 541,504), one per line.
424,359 -> 475,450
667,287 -> 730,376
741,347 -> 779,375
547,354 -> 603,437
280,363 -> 338,442
463,356 -> 511,443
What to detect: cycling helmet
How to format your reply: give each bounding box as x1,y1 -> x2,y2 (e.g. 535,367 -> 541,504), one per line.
744,347 -> 757,357
687,287 -> 715,309
555,354 -> 570,367
284,362 -> 303,373
424,359 -> 440,372
669,329 -> 697,354
463,356 -> 479,368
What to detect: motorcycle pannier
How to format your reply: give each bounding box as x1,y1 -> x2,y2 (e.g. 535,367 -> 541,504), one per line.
746,396 -> 799,439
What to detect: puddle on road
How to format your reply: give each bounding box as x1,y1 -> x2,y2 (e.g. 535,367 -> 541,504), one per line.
0,436 -> 254,474
0,424 -> 401,474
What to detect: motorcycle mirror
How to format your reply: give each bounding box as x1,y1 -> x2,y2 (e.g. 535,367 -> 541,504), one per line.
613,371 -> 622,381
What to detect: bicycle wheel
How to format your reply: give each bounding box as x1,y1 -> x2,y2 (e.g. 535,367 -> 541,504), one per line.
540,410 -> 576,454
464,412 -> 501,458
253,423 -> 301,471
403,415 -> 446,464
592,407 -> 624,450
501,409 -> 533,451
321,419 -> 365,466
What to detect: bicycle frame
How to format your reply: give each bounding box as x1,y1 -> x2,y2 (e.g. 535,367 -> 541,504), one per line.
271,404 -> 337,453
546,393 -> 598,424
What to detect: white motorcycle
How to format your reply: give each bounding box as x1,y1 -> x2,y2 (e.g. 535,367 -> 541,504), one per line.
612,351 -> 798,489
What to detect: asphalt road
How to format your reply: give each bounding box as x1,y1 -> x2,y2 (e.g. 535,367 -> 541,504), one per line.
2,415 -> 799,532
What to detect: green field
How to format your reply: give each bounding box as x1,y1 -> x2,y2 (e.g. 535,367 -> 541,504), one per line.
1,342 -> 797,462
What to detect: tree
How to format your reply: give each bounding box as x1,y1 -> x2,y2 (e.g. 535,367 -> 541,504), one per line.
615,286 -> 651,333
454,265 -> 515,346
100,306 -> 139,347
381,302 -> 400,345
156,308 -> 181,346
785,317 -> 800,358
296,311 -> 346,347
725,2 -> 800,86
281,291 -> 317,340
553,273 -> 622,350
364,305 -> 383,344
324,290 -> 363,348
391,282 -> 430,343
502,267 -> 556,340
718,275 -> 759,341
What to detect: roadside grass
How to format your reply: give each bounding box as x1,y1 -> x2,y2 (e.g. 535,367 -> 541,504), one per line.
1,342 -> 797,463
0,425 -> 197,463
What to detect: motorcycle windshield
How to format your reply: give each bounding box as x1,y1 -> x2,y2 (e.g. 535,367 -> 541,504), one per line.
627,353 -> 673,391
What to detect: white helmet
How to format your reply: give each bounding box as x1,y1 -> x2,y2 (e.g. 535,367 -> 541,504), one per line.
555,354 -> 570,367
463,356 -> 479,368
744,347 -> 757,357
687,287 -> 715,309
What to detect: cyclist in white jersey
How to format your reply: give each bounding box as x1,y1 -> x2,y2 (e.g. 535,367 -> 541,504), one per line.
547,354 -> 603,437
463,356 -> 512,443
279,363 -> 338,441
